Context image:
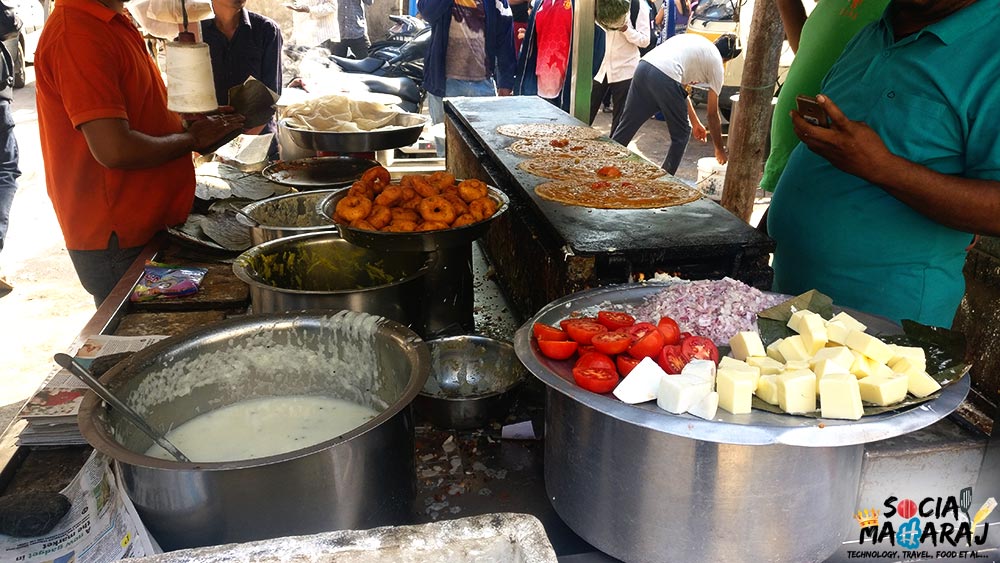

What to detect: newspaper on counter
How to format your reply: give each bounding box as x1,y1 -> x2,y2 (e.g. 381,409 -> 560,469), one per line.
0,450 -> 160,561
17,335 -> 168,446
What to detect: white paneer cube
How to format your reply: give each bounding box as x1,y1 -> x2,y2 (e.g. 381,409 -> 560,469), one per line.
718,366 -> 760,392
849,350 -> 875,379
613,357 -> 665,404
688,391 -> 719,420
717,371 -> 755,414
798,313 -> 828,355
845,331 -> 894,365
809,346 -> 855,371
777,369 -> 817,414
787,309 -> 820,333
830,311 -> 867,333
784,359 -> 811,371
819,372 -> 864,420
858,373 -> 909,406
746,356 -> 785,375
729,331 -> 766,361
755,374 -> 780,405
719,355 -> 754,371
904,369 -> 941,398
681,359 -> 717,387
888,345 -> 927,372
824,320 -> 852,346
777,335 -> 811,362
766,338 -> 786,362
813,358 -> 850,379
890,355 -> 927,378
870,359 -> 894,379
657,374 -> 712,414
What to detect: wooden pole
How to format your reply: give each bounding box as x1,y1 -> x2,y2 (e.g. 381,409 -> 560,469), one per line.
719,0 -> 785,223
570,0 -> 596,123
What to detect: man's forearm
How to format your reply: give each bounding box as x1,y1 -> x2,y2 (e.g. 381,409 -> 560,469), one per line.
707,111 -> 724,152
776,0 -> 807,53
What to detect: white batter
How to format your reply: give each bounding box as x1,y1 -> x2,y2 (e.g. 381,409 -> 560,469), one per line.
145,396 -> 379,462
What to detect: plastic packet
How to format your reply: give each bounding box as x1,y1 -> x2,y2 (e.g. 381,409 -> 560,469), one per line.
130,261 -> 208,302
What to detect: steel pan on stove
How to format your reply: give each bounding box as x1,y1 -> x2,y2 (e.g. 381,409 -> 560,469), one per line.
261,156 -> 379,191
281,113 -> 427,153
514,283 -> 970,563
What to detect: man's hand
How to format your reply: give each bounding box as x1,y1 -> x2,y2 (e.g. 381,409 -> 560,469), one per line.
691,121 -> 707,143
186,113 -> 246,153
714,145 -> 727,165
497,88 -> 513,96
285,2 -> 309,12
791,94 -> 893,183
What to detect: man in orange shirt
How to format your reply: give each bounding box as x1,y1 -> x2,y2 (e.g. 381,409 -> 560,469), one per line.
34,0 -> 243,306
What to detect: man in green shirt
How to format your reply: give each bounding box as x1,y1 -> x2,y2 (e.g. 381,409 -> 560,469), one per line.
768,0 -> 1000,328
760,0 -> 889,194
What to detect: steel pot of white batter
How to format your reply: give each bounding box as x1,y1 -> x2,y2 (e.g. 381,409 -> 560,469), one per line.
77,311 -> 430,551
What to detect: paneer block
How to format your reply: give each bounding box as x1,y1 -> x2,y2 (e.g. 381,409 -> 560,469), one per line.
888,345 -> 927,372
858,373 -> 908,406
755,374 -> 780,405
613,357 -> 665,404
766,339 -> 786,362
777,369 -> 817,414
681,359 -> 717,386
809,346 -> 855,371
784,359 -> 811,371
688,391 -> 719,420
729,331 -> 766,361
812,359 -> 851,396
717,371 -> 755,414
719,355 -> 754,371
870,360 -> 894,379
849,350 -> 875,379
905,369 -> 941,398
889,355 -> 927,377
657,374 -> 712,414
830,311 -> 867,333
787,309 -> 821,333
746,356 -> 785,375
819,372 -> 864,420
718,366 -> 760,391
798,313 -> 829,355
825,320 -> 851,346
777,335 -> 811,362
845,330 -> 894,365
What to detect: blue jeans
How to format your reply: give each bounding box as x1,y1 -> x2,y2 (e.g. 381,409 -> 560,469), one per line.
68,232 -> 144,307
0,101 -> 20,254
427,78 -> 497,156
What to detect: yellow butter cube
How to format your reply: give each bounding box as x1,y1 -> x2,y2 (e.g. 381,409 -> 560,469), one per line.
798,313 -> 828,355
777,369 -> 817,414
784,359 -> 811,371
729,331 -> 766,361
718,366 -> 760,391
905,370 -> 941,398
717,371 -> 755,414
813,358 -> 851,395
858,373 -> 908,406
870,359 -> 894,379
824,320 -> 851,345
747,356 -> 785,375
819,372 -> 864,420
766,339 -> 786,362
719,355 -> 753,371
777,335 -> 811,362
845,331 -> 894,365
849,350 -> 874,379
787,309 -> 821,333
830,311 -> 867,333
888,345 -> 927,372
810,346 -> 855,371
755,374 -> 780,405
890,355 -> 927,377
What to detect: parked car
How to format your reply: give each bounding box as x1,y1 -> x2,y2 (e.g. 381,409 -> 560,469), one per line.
685,0 -> 797,120
0,0 -> 46,89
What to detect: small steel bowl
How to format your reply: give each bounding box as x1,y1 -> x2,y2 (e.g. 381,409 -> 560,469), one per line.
414,335 -> 527,430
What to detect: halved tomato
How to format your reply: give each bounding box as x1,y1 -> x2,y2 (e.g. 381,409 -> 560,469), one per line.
628,327 -> 666,359
657,344 -> 686,374
559,316 -> 598,332
656,317 -> 681,346
575,351 -> 616,371
572,366 -> 620,394
537,339 -> 578,360
591,331 -> 631,355
681,336 -> 719,363
596,310 -> 635,330
533,322 -> 568,341
616,354 -> 642,377
562,319 -> 608,345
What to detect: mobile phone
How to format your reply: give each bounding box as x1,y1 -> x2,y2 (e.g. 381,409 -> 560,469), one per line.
795,95 -> 829,128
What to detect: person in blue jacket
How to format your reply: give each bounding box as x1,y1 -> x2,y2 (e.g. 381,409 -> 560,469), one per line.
419,0 -> 517,137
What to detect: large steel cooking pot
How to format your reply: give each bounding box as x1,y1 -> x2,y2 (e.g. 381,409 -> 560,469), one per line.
78,311 -> 430,551
232,232 -> 432,334
515,283 -> 970,563
238,189 -> 342,246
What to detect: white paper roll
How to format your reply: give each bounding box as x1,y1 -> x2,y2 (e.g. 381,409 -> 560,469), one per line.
165,41 -> 218,113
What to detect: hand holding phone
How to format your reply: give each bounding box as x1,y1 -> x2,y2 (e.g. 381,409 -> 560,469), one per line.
796,95 -> 829,128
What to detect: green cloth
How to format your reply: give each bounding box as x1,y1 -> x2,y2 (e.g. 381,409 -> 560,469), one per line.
759,0 -> 888,192
768,0 -> 1000,328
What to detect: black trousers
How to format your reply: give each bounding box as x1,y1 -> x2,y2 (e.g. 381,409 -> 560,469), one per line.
589,77 -> 632,134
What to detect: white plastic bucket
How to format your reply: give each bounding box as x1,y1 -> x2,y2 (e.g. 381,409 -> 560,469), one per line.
696,157 -> 727,200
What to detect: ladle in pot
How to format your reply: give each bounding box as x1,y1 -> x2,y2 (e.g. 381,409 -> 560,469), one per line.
229,204 -> 259,226
54,353 -> 192,463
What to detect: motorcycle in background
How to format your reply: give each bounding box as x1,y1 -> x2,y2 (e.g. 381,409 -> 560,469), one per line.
329,25 -> 429,113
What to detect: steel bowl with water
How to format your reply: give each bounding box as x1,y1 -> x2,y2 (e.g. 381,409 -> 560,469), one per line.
77,311 -> 430,551
413,335 -> 526,430
232,231 -> 432,334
